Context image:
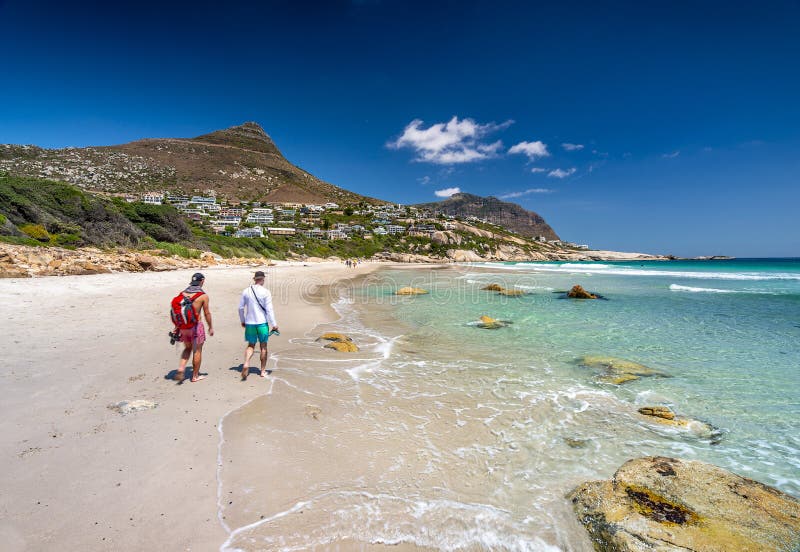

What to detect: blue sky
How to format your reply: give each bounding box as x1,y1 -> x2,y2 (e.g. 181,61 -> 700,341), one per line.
1,0 -> 798,256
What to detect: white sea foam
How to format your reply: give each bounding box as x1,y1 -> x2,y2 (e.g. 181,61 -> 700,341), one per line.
558,263 -> 613,269
514,284 -> 555,291
469,262 -> 800,281
669,284 -> 784,294
669,284 -> 738,293
222,490 -> 565,552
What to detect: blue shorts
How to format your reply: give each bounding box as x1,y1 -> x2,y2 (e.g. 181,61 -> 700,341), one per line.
244,323 -> 270,344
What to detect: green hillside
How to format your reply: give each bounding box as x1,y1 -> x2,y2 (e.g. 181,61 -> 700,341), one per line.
0,174 -> 434,260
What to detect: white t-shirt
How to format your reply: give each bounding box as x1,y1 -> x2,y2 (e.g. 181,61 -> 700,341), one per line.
238,285 -> 278,327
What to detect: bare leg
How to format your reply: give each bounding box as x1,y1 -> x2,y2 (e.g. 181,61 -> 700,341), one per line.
242,343 -> 255,379
175,343 -> 191,382
191,344 -> 206,382
259,343 -> 269,377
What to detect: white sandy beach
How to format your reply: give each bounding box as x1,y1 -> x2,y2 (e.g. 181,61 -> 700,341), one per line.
0,261 -> 428,551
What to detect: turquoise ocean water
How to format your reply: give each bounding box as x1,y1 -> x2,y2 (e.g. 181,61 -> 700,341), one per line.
221,258 -> 800,550
346,259 -> 799,546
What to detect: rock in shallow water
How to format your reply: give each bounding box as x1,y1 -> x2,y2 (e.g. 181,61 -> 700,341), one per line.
395,286 -> 429,295
568,456 -> 800,552
637,405 -> 721,443
580,355 -> 669,384
567,284 -> 598,299
497,288 -> 526,296
476,315 -> 510,329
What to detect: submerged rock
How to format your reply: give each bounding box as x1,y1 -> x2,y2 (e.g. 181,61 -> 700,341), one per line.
567,285 -> 598,299
568,456 -> 800,552
395,286 -> 429,295
564,437 -> 590,449
497,288 -> 526,296
580,355 -> 669,384
108,400 -> 157,415
481,283 -> 504,291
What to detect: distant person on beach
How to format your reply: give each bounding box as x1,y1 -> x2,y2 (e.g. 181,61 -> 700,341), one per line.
238,270 -> 279,380
174,272 -> 214,383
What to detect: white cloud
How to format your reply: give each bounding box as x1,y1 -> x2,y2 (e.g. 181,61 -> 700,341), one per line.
530,167 -> 547,173
498,188 -> 554,199
434,187 -> 461,198
548,168 -> 577,179
562,143 -> 584,151
662,150 -> 680,158
508,140 -> 549,160
417,176 -> 431,185
388,116 -> 513,164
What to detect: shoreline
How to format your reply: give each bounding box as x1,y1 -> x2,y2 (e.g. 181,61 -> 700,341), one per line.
4,260 -> 795,550
0,261 -> 383,551
0,241 -> 671,279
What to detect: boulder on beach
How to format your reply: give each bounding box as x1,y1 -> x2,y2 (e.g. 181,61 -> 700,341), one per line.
324,340 -> 359,352
568,456 -> 800,552
395,286 -> 429,295
580,355 -> 668,384
481,283 -> 504,291
317,332 -> 353,342
567,285 -> 598,299
318,332 -> 359,352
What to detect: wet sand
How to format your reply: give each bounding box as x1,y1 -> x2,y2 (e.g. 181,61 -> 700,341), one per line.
0,261 -> 399,551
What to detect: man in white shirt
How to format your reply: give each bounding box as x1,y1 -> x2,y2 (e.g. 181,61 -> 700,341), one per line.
238,270 -> 278,379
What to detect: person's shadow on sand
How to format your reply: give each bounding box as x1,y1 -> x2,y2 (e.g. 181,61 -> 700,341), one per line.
164,368 -> 206,384
229,365 -> 272,380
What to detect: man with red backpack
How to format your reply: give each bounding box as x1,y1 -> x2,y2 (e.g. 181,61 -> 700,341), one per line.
171,272 -> 214,383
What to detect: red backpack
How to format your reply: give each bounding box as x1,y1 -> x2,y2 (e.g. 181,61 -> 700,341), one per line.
170,291 -> 204,330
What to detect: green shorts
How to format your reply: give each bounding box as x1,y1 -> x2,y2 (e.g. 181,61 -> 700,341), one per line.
244,323 -> 270,344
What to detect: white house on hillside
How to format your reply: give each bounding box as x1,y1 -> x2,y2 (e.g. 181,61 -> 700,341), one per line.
141,192 -> 163,205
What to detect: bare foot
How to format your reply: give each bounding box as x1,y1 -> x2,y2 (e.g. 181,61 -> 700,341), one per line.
241,368 -> 248,380
190,375 -> 206,382
260,371 -> 267,378
174,371 -> 185,383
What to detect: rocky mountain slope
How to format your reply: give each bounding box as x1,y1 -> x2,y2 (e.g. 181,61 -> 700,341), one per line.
0,122 -> 383,205
416,192 -> 559,240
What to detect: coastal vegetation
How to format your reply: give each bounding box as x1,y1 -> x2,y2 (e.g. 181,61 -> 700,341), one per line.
0,173 -> 570,262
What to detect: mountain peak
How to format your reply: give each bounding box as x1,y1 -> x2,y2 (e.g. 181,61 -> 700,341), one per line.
416,192 -> 559,240
191,121 -> 282,156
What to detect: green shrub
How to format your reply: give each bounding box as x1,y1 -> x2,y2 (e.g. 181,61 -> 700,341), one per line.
20,223 -> 51,242
0,213 -> 7,225
0,234 -> 44,247
53,233 -> 81,247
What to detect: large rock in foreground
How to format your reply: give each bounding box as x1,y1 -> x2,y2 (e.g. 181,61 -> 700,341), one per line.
568,456 -> 800,552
